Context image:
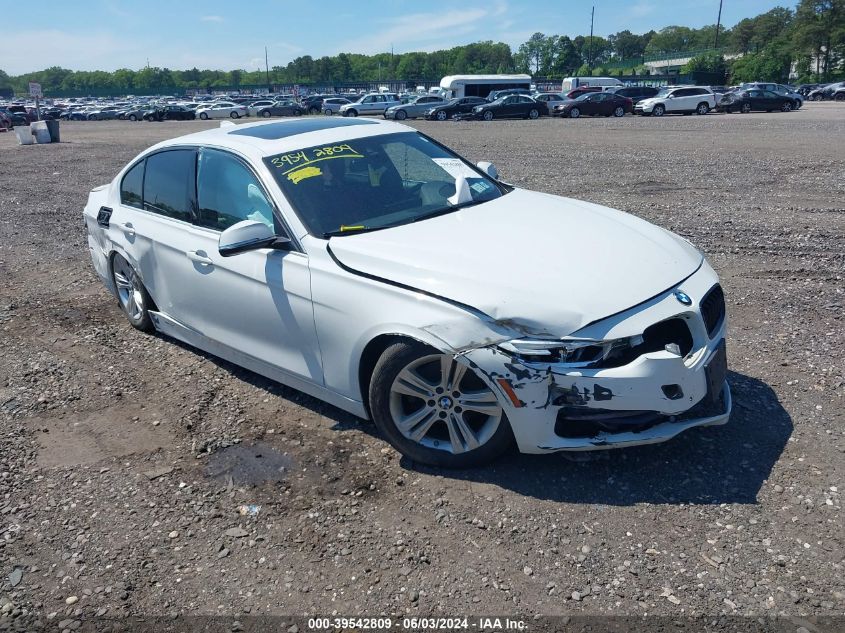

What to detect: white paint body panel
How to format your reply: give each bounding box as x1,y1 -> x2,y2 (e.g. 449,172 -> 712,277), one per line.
83,118 -> 730,454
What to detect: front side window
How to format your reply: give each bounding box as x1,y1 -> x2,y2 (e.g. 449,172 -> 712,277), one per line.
142,150 -> 195,222
196,149 -> 275,231
120,161 -> 144,209
265,132 -> 505,237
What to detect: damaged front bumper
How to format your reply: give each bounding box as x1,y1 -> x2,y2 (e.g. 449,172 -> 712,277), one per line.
461,268 -> 731,453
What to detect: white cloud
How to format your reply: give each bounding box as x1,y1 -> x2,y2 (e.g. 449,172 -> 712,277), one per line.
629,2 -> 656,18
338,7 -> 491,55
0,30 -> 143,74
200,15 -> 224,23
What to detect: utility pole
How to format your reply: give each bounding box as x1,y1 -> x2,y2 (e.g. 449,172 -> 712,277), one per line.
588,6 -> 595,71
265,46 -> 271,93
714,0 -> 724,49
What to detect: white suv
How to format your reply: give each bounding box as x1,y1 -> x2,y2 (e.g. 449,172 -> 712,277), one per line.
635,86 -> 716,117
340,93 -> 400,117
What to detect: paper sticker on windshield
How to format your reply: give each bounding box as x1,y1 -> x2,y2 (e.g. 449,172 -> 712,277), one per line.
431,158 -> 479,179
269,143 -> 363,176
470,181 -> 492,194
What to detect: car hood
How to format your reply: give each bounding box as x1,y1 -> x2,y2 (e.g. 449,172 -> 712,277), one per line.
328,189 -> 703,338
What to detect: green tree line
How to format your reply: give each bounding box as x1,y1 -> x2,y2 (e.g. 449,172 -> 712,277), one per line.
1,0 -> 842,95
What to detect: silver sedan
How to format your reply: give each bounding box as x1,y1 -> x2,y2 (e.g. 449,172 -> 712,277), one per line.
384,95 -> 447,120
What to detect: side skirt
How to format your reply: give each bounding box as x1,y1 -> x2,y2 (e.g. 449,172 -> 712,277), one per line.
148,311 -> 368,419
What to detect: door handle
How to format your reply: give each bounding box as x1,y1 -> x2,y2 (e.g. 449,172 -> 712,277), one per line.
186,250 -> 213,266
121,222 -> 135,237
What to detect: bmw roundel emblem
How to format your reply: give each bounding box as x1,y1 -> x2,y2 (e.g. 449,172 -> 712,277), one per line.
674,290 -> 692,305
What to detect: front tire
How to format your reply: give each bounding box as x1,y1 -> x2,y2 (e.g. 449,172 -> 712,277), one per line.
111,254 -> 154,333
230,111 -> 239,119
369,342 -> 513,468
395,109 -> 407,120
653,104 -> 665,117
435,110 -> 448,121
482,110 -> 494,121
200,112 -> 209,120
741,103 -> 752,113
569,107 -> 580,118
345,109 -> 358,117
128,114 -> 137,121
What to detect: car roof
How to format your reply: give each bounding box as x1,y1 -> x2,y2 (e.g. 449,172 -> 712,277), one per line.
149,117 -> 413,158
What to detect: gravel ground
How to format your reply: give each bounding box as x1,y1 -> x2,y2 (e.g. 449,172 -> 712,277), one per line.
0,106 -> 843,627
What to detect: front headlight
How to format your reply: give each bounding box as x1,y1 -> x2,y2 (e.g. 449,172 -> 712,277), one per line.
498,336 -> 645,366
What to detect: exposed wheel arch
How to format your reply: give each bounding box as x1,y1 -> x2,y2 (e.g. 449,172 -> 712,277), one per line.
358,334 -> 437,417
108,251 -> 159,311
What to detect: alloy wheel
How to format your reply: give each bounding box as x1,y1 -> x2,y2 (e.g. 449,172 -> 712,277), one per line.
388,354 -> 502,455
112,257 -> 145,322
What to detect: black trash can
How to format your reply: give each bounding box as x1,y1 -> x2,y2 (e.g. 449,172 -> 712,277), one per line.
46,119 -> 60,143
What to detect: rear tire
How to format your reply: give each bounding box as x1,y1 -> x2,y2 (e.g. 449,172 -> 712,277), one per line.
369,341 -> 514,468
528,108 -> 539,119
781,102 -> 792,112
613,106 -> 625,117
111,254 -> 155,333
128,114 -> 137,121
262,110 -> 271,118
696,102 -> 710,115
741,103 -> 751,113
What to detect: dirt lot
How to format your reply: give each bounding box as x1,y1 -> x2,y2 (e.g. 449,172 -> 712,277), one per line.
0,106 -> 843,627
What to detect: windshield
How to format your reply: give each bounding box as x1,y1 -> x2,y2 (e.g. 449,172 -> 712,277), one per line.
655,88 -> 673,98
265,132 -> 505,237
574,92 -> 595,101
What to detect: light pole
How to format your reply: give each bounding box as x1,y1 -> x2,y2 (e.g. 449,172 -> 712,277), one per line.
714,0 -> 724,49
265,46 -> 271,93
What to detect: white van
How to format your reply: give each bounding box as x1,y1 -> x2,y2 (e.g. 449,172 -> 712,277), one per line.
562,77 -> 623,92
439,74 -> 532,99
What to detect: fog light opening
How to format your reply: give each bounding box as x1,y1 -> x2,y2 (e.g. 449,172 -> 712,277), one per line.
662,384 -> 684,400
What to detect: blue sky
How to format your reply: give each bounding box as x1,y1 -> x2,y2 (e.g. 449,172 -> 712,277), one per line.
2,0 -> 797,74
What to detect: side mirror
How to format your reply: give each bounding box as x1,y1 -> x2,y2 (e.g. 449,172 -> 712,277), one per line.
218,220 -> 290,257
476,161 -> 499,180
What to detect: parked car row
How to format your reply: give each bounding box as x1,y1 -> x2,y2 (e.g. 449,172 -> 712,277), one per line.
805,81 -> 845,101
2,79 -> 830,130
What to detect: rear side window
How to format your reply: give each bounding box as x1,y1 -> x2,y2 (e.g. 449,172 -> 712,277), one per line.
142,150 -> 196,222
120,161 -> 144,209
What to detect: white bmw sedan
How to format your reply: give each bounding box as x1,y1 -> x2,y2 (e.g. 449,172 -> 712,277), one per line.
83,118 -> 730,467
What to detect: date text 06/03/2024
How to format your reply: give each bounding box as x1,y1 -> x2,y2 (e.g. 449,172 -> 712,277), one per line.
306,617 -> 528,630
